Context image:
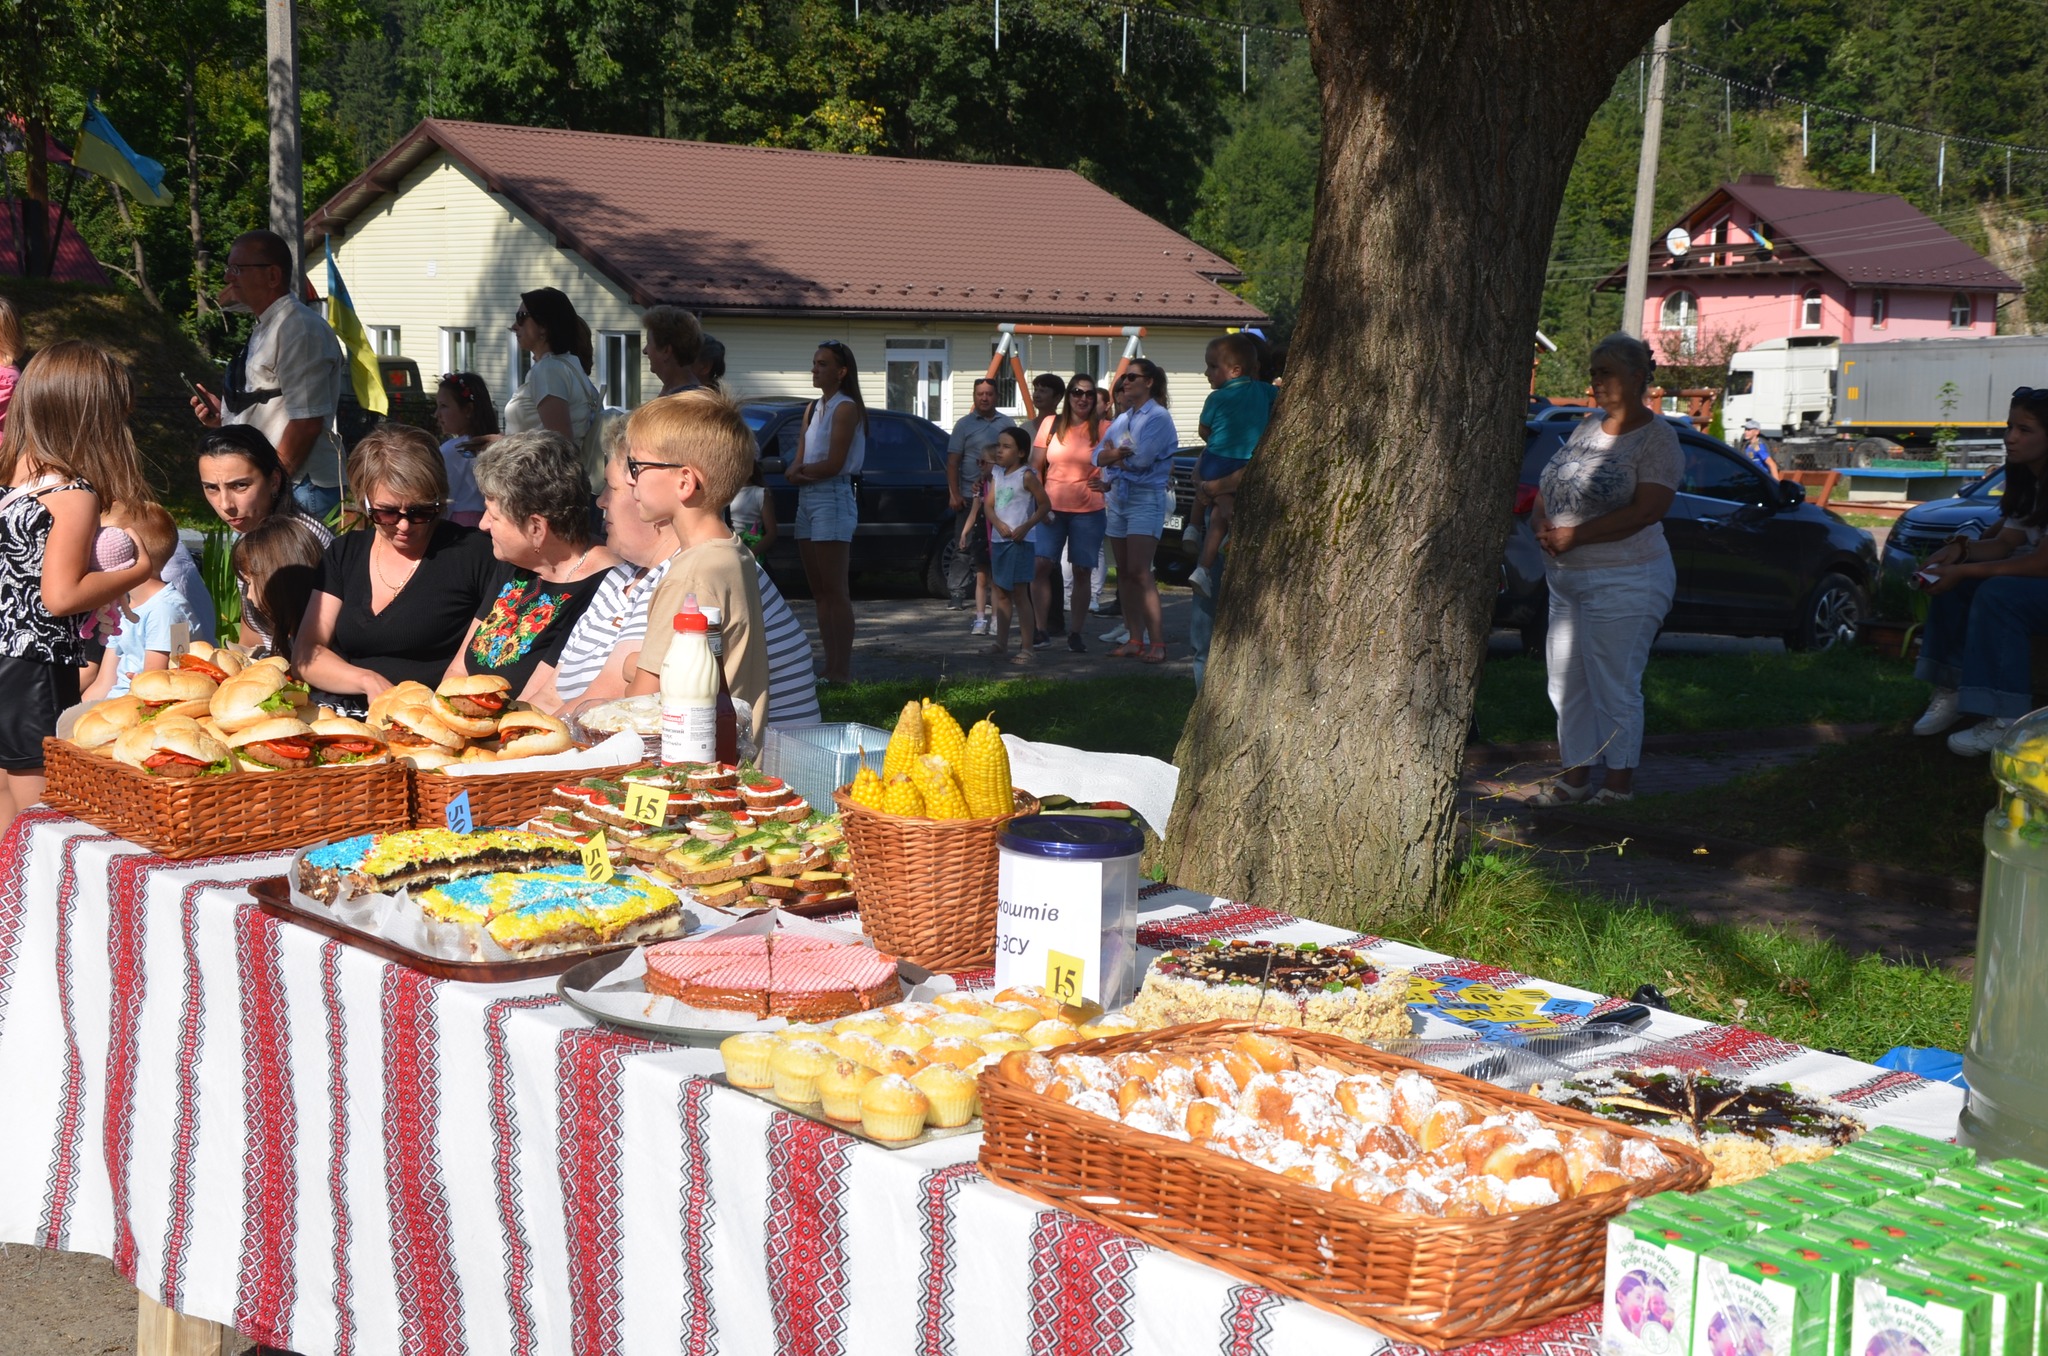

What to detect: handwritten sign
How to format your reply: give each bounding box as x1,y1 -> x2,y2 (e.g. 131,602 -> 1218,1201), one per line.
579,833 -> 613,884
622,782 -> 671,827
1045,950 -> 1086,1007
444,790 -> 473,835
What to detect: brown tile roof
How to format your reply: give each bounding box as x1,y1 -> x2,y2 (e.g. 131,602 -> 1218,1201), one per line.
308,119 -> 1266,326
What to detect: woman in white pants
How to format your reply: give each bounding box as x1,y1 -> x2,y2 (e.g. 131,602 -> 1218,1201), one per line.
1526,333 -> 1682,806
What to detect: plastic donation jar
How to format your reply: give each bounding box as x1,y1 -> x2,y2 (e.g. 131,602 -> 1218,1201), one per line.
1961,715 -> 2048,1160
994,815 -> 1144,1012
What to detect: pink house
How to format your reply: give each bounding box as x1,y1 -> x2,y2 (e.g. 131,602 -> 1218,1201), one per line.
1601,173 -> 2019,365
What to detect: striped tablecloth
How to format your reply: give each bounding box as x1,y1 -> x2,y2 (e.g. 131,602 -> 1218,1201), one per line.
0,810 -> 1965,1356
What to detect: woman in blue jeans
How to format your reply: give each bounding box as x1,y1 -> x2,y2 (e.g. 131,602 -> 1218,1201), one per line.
1091,360 -> 1176,662
1914,386 -> 2048,755
788,342 -> 866,683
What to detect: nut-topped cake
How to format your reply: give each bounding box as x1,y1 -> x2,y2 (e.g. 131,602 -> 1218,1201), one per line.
1125,939 -> 1412,1042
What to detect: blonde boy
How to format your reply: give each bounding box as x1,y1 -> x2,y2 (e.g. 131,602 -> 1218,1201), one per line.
82,503 -> 199,700
625,393 -> 772,740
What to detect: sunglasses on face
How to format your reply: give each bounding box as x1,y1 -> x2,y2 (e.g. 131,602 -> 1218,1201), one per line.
364,501 -> 441,526
626,456 -> 688,481
512,309 -> 531,327
1070,389 -> 1097,399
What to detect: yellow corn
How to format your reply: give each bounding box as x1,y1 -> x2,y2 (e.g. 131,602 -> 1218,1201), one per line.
883,699 -> 926,779
914,755 -> 972,820
882,773 -> 925,818
848,762 -> 886,810
920,700 -> 968,776
961,717 -> 1012,818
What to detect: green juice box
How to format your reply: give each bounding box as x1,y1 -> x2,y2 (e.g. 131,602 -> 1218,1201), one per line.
1694,1247 -> 1833,1356
1605,1203 -> 1737,1356
1978,1161 -> 2048,1195
1853,1267 -> 1993,1356
1766,1237 -> 1888,1356
1840,1147 -> 1945,1184
1855,1128 -> 1978,1173
1705,1189 -> 1817,1234
1780,1163 -> 1911,1208
1797,1218 -> 1919,1267
1935,1245 -> 2046,1356
1921,1189 -> 2044,1232
1916,1258 -> 2037,1356
1872,1198 -> 1995,1245
1933,1170 -> 2048,1220
1729,1180 -> 1850,1222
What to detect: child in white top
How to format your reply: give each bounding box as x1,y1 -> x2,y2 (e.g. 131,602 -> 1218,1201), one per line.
963,426 -> 1049,663
82,503 -> 198,700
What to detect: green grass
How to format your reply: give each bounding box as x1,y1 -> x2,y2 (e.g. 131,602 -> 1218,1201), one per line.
1580,729 -> 1990,882
820,676 -> 1198,762
1837,512 -> 1898,530
1473,647 -> 1927,745
1385,852 -> 1973,1060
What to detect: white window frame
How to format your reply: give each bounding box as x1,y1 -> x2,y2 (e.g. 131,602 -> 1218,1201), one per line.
1659,290 -> 1698,334
1801,289 -> 1824,330
1070,338 -> 1108,380
884,337 -> 950,425
441,326 -> 477,375
1951,292 -> 1974,329
597,330 -> 641,408
1870,292 -> 1888,330
371,325 -> 402,358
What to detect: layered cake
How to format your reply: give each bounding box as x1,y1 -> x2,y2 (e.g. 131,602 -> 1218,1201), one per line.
413,868 -> 684,953
643,931 -> 901,1021
297,828 -> 583,904
1125,940 -> 1412,1043
1534,1067 -> 1864,1185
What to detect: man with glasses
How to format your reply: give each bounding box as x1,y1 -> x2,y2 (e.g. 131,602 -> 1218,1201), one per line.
946,377 -> 1015,629
188,230 -> 347,520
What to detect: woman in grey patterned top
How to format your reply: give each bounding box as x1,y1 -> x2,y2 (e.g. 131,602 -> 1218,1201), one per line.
1525,333 -> 1683,806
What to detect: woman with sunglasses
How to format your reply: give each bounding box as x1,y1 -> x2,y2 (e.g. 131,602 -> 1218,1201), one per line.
1031,374 -> 1110,652
294,424 -> 498,707
503,288 -> 606,492
785,341 -> 867,684
435,371 -> 499,526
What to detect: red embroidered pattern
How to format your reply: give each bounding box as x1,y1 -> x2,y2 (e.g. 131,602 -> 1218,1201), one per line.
233,909 -> 298,1348
765,1113 -> 856,1356
381,965 -> 467,1356
1026,1211 -> 1144,1356
557,1026 -> 662,1356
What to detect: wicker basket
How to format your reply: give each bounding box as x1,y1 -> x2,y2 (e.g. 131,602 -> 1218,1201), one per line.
977,1019 -> 1713,1349
40,737 -> 411,859
410,760 -> 645,830
830,787 -> 1038,970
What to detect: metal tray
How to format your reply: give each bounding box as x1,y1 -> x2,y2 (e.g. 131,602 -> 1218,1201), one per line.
708,1074 -> 982,1150
554,947 -> 935,1048
251,877 -> 656,984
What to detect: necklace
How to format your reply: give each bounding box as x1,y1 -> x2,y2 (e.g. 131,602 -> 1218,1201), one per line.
539,544 -> 595,584
373,545 -> 423,595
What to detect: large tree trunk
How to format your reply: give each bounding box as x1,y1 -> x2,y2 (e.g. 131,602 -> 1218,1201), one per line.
1167,0 -> 1679,926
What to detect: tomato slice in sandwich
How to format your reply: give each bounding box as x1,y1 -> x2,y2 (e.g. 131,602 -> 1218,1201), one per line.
174,655 -> 229,682
322,739 -> 380,756
143,750 -> 206,769
264,738 -> 313,758
470,692 -> 506,711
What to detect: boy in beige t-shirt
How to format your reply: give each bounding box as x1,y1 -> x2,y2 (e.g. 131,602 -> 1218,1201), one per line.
626,395 -> 771,741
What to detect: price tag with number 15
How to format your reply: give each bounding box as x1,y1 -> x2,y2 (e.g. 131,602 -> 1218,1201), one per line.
1045,950 -> 1086,1006
622,783 -> 670,827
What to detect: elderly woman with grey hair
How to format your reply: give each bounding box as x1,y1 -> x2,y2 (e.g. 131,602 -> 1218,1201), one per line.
1525,332 -> 1683,806
440,428 -> 621,701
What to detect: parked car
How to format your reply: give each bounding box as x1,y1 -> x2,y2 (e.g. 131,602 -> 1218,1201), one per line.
741,399 -> 956,595
337,357 -> 436,450
1500,416 -> 1880,651
1882,467 -> 2004,578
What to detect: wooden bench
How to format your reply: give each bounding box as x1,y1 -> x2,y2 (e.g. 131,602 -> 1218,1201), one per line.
1778,469 -> 1841,509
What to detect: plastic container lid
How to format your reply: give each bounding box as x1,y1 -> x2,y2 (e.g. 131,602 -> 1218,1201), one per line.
999,814 -> 1144,860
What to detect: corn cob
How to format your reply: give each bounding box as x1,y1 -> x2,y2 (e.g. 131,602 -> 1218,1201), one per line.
914,754 -> 972,820
961,717 -> 1012,818
848,762 -> 886,810
882,772 -> 925,818
920,699 -> 968,776
883,700 -> 926,779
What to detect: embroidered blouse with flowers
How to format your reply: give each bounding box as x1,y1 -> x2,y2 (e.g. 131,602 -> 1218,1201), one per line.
461,557 -> 608,696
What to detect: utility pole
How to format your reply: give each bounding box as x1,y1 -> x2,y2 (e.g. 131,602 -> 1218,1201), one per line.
1622,20 -> 1672,341
266,0 -> 304,289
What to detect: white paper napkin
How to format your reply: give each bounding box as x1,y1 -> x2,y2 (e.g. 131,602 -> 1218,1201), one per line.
439,728 -> 645,777
1001,734 -> 1180,835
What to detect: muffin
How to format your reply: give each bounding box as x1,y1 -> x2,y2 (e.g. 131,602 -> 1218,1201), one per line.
817,1058 -> 877,1122
720,1031 -> 780,1089
933,992 -> 996,1018
832,1012 -> 893,1040
994,986 -> 1064,1018
911,1065 -> 978,1128
922,1036 -> 986,1071
975,1032 -> 1032,1057
988,1002 -> 1043,1033
778,1021 -> 837,1043
1078,1013 -> 1143,1041
826,1031 -> 888,1070
926,1012 -> 996,1040
1025,1019 -> 1080,1049
882,1023 -> 934,1052
882,1001 -> 943,1025
770,1039 -> 834,1104
860,1074 -> 930,1140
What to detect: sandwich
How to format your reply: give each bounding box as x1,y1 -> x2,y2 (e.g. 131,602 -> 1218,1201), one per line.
309,717 -> 388,766
434,675 -> 511,738
367,680 -> 435,729
71,695 -> 150,752
381,705 -> 467,759
227,717 -> 317,772
111,717 -> 236,778
495,709 -> 572,760
211,667 -> 312,733
131,668 -> 219,721
174,642 -> 245,683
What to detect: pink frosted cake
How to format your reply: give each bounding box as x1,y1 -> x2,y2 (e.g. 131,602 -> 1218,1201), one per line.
643,931 -> 901,1020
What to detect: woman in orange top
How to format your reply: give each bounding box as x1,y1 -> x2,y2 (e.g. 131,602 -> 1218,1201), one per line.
1030,374 -> 1110,653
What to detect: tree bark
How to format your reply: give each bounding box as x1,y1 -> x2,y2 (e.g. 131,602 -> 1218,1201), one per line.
183,63 -> 212,325
108,183 -> 161,308
1167,0 -> 1681,927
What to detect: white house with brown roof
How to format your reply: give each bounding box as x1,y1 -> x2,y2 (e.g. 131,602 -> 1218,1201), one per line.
306,119 -> 1268,442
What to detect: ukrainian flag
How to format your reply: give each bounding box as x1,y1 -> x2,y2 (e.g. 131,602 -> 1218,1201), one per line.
71,102 -> 172,207
325,240 -> 388,416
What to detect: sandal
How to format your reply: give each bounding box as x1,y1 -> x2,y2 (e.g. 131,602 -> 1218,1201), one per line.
1524,779 -> 1595,807
1587,788 -> 1634,806
1139,644 -> 1169,664
1109,640 -> 1144,659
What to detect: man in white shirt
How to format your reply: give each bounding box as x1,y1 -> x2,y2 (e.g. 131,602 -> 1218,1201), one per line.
188,230 -> 347,520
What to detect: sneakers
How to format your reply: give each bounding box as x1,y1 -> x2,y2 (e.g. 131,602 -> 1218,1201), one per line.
1188,564 -> 1214,597
1100,623 -> 1130,645
947,595 -> 969,611
1090,597 -> 1120,616
970,616 -> 990,636
1067,633 -> 1086,653
1948,716 -> 2016,756
1032,629 -> 1052,650
1913,689 -> 1961,736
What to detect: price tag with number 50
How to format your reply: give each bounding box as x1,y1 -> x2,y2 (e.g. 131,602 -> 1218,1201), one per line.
622,783 -> 670,827
579,833 -> 614,884
444,790 -> 473,835
1045,950 -> 1086,1006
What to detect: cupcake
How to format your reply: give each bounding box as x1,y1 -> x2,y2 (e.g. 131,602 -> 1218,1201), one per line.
911,1065 -> 978,1128
926,1012 -> 996,1040
720,1031 -> 781,1089
778,1021 -> 837,1043
1025,1019 -> 1080,1049
922,1036 -> 986,1071
933,992 -> 996,1018
817,1058 -> 877,1122
827,1031 -> 888,1069
1079,1013 -> 1143,1041
832,1012 -> 893,1040
883,1001 -> 943,1025
876,1046 -> 928,1078
994,986 -> 1064,1018
975,1032 -> 1032,1057
860,1074 -> 931,1140
988,1002 -> 1043,1033
882,1023 -> 934,1052
770,1039 -> 834,1104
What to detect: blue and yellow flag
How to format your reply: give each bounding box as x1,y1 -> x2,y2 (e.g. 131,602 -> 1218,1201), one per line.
71,102 -> 172,207
325,240 -> 388,416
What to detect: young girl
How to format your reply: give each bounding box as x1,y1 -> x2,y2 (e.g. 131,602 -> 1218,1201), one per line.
963,425 -> 1050,664
0,341 -> 156,833
726,459 -> 778,555
434,371 -> 498,526
231,513 -> 330,660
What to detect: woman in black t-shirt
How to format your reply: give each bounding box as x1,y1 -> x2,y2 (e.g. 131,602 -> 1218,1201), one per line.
295,426 -> 498,702
441,429 -> 618,701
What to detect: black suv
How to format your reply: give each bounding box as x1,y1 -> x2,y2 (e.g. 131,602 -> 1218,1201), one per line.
337,357 -> 436,449
742,399 -> 956,595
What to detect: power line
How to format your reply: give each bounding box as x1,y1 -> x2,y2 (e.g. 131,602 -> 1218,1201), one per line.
1672,58 -> 2048,160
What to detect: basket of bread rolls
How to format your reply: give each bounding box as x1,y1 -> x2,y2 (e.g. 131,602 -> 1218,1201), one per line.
368,676 -> 636,830
41,644 -> 411,858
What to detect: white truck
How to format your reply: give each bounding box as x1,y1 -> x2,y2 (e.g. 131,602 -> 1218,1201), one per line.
1722,334 -> 2048,445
